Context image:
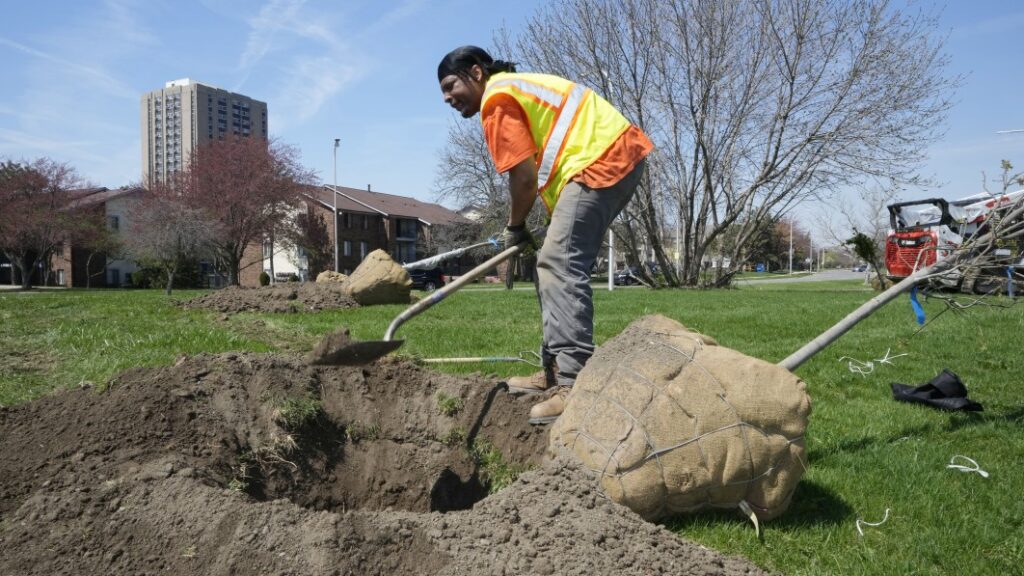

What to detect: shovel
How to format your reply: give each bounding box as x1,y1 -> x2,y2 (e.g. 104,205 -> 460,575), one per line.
308,238 -> 532,365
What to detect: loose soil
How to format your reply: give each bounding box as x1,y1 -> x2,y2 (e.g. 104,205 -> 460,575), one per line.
0,353 -> 765,575
181,283 -> 359,313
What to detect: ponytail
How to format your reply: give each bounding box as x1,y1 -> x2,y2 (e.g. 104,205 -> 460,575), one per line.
437,46 -> 517,82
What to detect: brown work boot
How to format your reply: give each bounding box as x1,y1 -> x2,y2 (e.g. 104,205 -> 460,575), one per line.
528,386 -> 571,425
506,364 -> 557,396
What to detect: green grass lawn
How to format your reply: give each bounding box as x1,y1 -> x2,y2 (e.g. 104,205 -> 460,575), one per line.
2,282 -> 1022,575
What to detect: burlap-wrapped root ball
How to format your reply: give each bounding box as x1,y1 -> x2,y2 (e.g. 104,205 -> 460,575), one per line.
548,315 -> 811,521
345,249 -> 412,305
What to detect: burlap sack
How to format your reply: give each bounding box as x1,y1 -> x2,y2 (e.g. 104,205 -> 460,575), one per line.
316,270 -> 348,284
345,250 -> 412,305
548,314 -> 810,521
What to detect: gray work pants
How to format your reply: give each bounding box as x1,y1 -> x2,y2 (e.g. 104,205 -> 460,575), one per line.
536,158 -> 646,386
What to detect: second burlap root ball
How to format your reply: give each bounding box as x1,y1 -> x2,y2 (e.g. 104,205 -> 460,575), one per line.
548,315 -> 811,521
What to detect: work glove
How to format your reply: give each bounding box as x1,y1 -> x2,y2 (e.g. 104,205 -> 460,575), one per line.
500,224 -> 537,255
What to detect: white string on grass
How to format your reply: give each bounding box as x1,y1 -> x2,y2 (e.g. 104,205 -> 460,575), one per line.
946,455 -> 989,478
855,507 -> 891,537
838,348 -> 909,376
875,348 -> 908,365
838,356 -> 875,376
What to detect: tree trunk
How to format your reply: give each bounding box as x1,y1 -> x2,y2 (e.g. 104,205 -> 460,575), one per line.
268,234 -> 275,285
85,252 -> 94,289
165,270 -> 175,296
16,256 -> 32,290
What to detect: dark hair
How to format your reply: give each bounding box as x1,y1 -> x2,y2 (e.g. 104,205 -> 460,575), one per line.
437,46 -> 516,82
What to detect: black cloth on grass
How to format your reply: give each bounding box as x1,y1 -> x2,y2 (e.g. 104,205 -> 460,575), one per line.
891,369 -> 983,412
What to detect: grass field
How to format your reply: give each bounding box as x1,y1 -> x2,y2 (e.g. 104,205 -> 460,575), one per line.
2,281 -> 1022,575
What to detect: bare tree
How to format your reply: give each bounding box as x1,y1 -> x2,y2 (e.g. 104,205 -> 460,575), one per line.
180,136 -> 315,285
125,183 -> 214,295
982,159 -> 1024,194
72,211 -> 123,289
432,119 -> 510,232
278,207 -> 332,279
461,0 -> 956,287
0,158 -> 83,289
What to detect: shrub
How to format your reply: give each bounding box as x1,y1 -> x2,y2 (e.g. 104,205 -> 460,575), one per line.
258,271 -> 270,286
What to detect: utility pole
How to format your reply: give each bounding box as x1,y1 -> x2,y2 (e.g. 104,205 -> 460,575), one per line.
788,220 -> 794,275
333,138 -> 340,272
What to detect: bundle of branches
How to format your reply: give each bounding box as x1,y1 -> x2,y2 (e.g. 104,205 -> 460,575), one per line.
932,199 -> 1024,296
782,195 -> 1023,371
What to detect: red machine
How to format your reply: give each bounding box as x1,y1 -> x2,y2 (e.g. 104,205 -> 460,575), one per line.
885,190 -> 1023,291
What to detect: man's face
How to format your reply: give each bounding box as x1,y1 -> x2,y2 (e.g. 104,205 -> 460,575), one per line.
440,65 -> 485,118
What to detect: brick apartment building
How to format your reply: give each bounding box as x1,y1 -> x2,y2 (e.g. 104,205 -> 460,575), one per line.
238,184 -> 476,286
10,182 -> 473,290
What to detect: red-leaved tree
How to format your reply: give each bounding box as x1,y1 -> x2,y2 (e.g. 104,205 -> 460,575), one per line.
179,136 -> 314,285
0,158 -> 82,289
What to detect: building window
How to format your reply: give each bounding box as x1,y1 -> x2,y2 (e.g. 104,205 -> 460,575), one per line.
396,242 -> 416,263
343,213 -> 351,228
262,238 -> 272,258
359,241 -> 367,259
107,215 -> 120,231
343,241 -> 352,257
108,269 -> 120,286
396,218 -> 417,239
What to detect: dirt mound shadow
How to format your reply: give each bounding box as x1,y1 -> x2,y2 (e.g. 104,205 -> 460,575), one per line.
0,353 -> 765,576
181,283 -> 359,313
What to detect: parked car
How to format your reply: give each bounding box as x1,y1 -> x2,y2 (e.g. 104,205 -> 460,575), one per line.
852,264 -> 868,273
407,267 -> 445,291
614,267 -> 642,286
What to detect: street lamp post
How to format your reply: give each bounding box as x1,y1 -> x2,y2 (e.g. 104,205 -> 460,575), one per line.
333,138 -> 340,272
788,220 -> 794,275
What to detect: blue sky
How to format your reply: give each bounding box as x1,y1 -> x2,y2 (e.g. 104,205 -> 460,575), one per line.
0,1 -> 1021,224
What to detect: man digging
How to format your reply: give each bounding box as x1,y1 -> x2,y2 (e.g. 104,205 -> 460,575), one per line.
437,46 -> 653,424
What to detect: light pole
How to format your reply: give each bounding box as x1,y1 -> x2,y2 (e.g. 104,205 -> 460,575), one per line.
333,138 -> 340,272
788,220 -> 794,275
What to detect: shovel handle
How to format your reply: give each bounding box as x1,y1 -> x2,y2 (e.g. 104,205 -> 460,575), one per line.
384,241 -> 527,341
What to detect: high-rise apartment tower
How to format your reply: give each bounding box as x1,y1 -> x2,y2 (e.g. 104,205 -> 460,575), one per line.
141,78 -> 268,182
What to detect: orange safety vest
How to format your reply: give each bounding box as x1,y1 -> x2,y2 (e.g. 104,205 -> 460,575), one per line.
481,72 -> 632,214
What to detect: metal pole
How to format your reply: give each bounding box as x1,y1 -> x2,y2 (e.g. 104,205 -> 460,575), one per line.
675,212 -> 681,280
608,228 -> 614,291
788,220 -> 793,275
333,138 -> 340,272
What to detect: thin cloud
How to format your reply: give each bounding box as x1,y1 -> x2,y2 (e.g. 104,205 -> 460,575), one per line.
239,0 -> 306,70
272,55 -> 361,130
950,10 -> 1024,40
0,36 -> 137,100
240,0 -> 427,130
356,0 -> 428,39
0,127 -> 97,156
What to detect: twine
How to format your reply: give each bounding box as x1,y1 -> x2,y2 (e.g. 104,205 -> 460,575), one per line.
856,508 -> 891,537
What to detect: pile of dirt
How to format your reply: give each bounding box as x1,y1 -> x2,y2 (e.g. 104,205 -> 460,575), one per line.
0,353 -> 765,575
180,283 -> 360,313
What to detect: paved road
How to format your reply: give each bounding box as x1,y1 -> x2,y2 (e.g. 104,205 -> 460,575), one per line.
735,269 -> 867,285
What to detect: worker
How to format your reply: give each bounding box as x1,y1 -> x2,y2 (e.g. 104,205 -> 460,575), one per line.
437,46 -> 654,424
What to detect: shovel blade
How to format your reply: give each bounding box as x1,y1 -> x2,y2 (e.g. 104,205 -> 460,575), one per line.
307,327 -> 404,365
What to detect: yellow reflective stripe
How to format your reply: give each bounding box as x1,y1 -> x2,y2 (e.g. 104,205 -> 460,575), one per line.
537,84 -> 587,189
484,78 -> 563,109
